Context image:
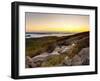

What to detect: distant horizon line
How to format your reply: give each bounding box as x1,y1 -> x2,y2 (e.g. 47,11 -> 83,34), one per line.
26,31 -> 89,34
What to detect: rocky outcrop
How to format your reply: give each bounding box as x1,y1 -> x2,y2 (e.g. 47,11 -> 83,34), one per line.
78,47 -> 89,65
59,46 -> 71,54
26,56 -> 37,68
26,47 -> 89,67
71,55 -> 82,65
62,56 -> 72,66
50,46 -> 60,55
62,47 -> 89,66
49,45 -> 71,55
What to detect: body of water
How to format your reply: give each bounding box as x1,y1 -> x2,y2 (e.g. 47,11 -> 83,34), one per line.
25,33 -> 74,38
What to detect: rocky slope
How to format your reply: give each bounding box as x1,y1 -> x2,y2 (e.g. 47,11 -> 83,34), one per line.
25,31 -> 89,68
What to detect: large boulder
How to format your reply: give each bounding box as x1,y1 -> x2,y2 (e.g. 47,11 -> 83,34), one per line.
59,46 -> 71,54
71,55 -> 82,65
62,56 -> 72,66
50,46 -> 60,55
26,56 -> 37,68
32,52 -> 50,67
32,52 -> 49,60
49,45 -> 70,55
78,47 -> 89,65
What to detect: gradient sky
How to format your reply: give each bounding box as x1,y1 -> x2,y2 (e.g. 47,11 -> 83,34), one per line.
25,12 -> 89,33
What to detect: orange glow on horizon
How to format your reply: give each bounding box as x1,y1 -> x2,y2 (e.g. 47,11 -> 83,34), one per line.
26,13 -> 90,33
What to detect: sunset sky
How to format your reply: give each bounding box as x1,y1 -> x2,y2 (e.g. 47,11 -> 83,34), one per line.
25,12 -> 89,33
